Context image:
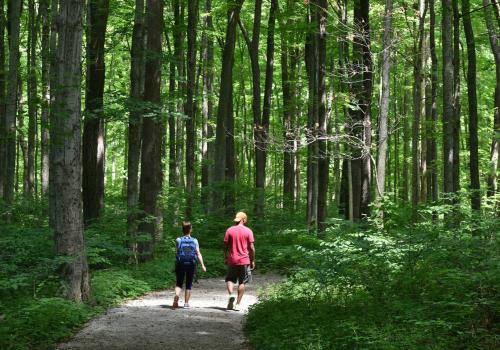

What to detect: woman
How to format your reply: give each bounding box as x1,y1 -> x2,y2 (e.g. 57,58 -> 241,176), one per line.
172,221 -> 206,309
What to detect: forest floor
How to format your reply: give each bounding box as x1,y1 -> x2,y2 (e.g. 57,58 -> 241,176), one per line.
57,272 -> 281,350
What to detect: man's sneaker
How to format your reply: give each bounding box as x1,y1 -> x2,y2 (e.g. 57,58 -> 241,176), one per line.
227,296 -> 235,310
233,303 -> 241,311
183,303 -> 190,308
172,296 -> 179,309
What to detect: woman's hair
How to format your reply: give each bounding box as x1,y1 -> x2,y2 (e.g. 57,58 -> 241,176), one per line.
182,221 -> 192,234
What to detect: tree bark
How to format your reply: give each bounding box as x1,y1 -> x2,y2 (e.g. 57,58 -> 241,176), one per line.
462,0 -> 480,211
185,0 -> 198,218
201,0 -> 213,213
50,0 -> 91,302
137,0 -> 164,262
428,0 -> 438,203
4,0 -> 22,206
212,0 -> 243,214
452,0 -> 460,196
0,0 -> 6,199
26,0 -> 37,197
39,0 -> 50,196
127,0 -> 144,262
484,0 -> 500,198
412,0 -> 427,222
376,0 -> 393,199
83,0 -> 109,225
317,0 -> 328,233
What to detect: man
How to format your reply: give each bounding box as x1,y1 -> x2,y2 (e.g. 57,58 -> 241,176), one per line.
224,211 -> 255,311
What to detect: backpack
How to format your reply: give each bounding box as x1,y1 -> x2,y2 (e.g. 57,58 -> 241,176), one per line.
176,236 -> 198,265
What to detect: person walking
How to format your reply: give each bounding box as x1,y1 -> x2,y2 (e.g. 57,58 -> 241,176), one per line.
224,212 -> 255,311
172,221 -> 206,309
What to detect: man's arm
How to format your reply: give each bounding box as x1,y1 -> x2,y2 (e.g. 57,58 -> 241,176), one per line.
249,242 -> 255,269
223,241 -> 229,263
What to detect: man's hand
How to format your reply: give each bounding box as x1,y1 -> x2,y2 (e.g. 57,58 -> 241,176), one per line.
250,260 -> 255,270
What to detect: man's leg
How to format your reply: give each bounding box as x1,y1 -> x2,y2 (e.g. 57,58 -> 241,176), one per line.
226,281 -> 234,295
236,283 -> 245,304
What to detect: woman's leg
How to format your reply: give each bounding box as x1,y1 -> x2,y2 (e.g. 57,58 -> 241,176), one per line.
184,264 -> 196,304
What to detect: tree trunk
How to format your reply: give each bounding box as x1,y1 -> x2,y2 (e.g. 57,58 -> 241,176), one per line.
484,0 -> 500,198
0,0 -> 6,199
185,0 -> 198,218
462,0 -> 480,211
127,0 -> 144,262
452,0 -> 460,196
428,0 -> 438,203
376,0 -> 393,199
212,0 -> 243,214
26,0 -> 37,197
305,3 -> 318,228
442,0 -> 455,199
412,0 -> 427,222
201,0 -> 213,213
4,0 -> 22,206
137,0 -> 164,262
50,0 -> 91,302
39,0 -> 50,196
83,0 -> 109,225
317,0 -> 328,233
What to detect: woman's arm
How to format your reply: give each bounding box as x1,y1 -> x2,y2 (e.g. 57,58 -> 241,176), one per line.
196,249 -> 207,272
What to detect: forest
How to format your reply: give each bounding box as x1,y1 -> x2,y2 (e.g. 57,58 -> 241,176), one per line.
0,0 -> 498,349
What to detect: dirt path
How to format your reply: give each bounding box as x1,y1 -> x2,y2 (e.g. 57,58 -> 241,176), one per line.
58,273 -> 280,350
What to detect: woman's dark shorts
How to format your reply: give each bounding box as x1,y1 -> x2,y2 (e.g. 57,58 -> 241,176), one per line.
225,264 -> 252,284
175,263 -> 196,290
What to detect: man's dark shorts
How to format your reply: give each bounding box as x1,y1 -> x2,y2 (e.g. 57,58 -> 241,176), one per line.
225,264 -> 252,284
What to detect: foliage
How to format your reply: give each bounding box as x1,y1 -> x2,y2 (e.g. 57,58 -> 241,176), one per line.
245,213 -> 500,350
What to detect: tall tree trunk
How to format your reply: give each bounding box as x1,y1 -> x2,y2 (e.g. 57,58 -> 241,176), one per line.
4,0 -> 22,206
462,0 -> 480,211
212,0 -> 243,214
201,0 -> 213,213
26,0 -> 37,197
317,0 -> 328,232
185,0 -> 198,218
48,0 -> 58,228
137,0 -> 164,262
412,0 -> 427,222
428,0 -> 438,203
0,0 -> 6,199
442,0 -> 455,200
452,0 -> 460,196
484,0 -> 500,198
281,1 -> 296,211
402,76 -> 409,202
39,0 -> 50,196
82,0 -> 109,225
127,0 -> 144,262
50,0 -> 91,302
376,0 -> 393,198
173,0 -> 184,191
305,3 -> 318,228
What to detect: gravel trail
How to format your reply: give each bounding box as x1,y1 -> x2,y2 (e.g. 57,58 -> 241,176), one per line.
58,272 -> 280,350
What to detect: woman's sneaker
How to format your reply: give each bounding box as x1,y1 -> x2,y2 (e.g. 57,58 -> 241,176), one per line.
183,303 -> 190,308
227,296 -> 235,310
233,303 -> 241,311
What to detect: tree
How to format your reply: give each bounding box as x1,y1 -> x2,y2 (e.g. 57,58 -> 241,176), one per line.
82,0 -> 110,224
462,0 -> 480,211
127,0 -> 145,261
26,0 -> 37,197
185,0 -> 198,218
50,0 -> 91,302
376,0 -> 393,199
316,0 -> 328,233
137,0 -> 164,262
212,0 -> 244,214
4,0 -> 22,206
0,0 -> 6,199
39,0 -> 50,196
483,0 -> 500,198
428,0 -> 438,204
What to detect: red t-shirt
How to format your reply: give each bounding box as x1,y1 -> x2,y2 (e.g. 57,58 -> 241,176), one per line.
224,223 -> 254,265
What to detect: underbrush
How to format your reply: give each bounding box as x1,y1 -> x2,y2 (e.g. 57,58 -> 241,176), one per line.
245,216 -> 499,349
